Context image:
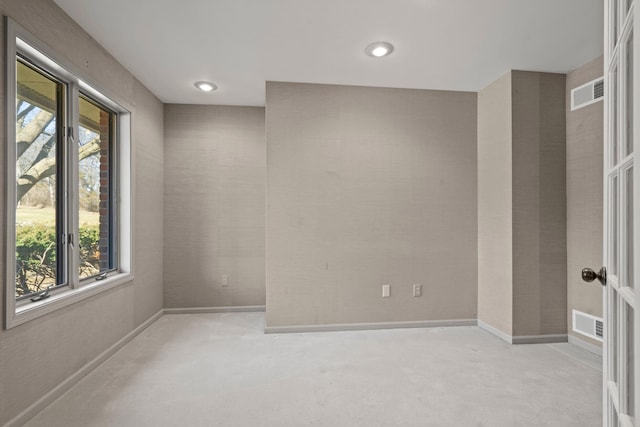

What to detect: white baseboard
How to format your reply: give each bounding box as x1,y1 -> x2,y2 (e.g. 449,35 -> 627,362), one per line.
478,320 -> 567,344
264,318 -> 477,334
163,305 -> 266,314
568,334 -> 603,356
5,309 -> 163,427
478,320 -> 513,343
512,334 -> 568,344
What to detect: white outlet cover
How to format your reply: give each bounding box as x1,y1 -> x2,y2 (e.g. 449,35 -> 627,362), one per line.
382,285 -> 390,297
413,284 -> 422,297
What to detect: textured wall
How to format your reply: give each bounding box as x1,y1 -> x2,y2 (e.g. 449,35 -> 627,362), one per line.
477,71 -> 567,338
266,82 -> 478,327
477,72 -> 514,335
133,81 -> 165,326
511,71 -> 567,336
566,57 -> 604,347
0,1 -> 164,424
163,105 -> 266,308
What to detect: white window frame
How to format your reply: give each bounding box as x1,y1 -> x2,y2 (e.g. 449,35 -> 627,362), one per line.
4,18 -> 133,329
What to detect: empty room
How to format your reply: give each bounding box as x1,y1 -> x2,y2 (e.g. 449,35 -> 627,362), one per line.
0,0 -> 638,426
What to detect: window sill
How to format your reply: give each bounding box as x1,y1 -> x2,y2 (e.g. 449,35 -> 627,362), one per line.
7,273 -> 134,329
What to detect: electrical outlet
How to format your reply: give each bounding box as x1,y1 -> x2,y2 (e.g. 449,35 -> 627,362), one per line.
382,284 -> 391,298
413,284 -> 422,297
222,275 -> 229,287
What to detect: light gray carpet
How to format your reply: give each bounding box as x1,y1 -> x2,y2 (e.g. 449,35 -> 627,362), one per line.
25,313 -> 602,426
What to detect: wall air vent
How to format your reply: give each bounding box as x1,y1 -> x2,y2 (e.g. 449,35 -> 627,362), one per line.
571,77 -> 604,111
572,309 -> 603,342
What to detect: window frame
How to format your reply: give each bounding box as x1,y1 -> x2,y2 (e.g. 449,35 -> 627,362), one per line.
5,17 -> 134,329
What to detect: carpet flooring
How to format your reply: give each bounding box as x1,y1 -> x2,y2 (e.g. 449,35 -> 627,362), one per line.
25,312 -> 602,426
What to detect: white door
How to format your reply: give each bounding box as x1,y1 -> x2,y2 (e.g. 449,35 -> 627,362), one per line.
602,0 -> 639,425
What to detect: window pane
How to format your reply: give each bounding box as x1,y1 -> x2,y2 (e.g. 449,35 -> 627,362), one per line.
614,0 -> 619,48
626,305 -> 634,416
613,65 -> 620,166
626,167 -> 634,288
78,96 -> 115,279
15,59 -> 63,299
611,290 -> 619,386
626,32 -> 634,157
612,175 -> 619,277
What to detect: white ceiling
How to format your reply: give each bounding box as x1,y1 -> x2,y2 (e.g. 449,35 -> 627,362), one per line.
53,0 -> 603,106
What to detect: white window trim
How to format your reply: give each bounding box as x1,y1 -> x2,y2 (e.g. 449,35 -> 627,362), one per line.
4,17 -> 134,329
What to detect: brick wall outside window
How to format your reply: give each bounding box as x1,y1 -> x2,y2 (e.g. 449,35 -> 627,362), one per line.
98,110 -> 110,271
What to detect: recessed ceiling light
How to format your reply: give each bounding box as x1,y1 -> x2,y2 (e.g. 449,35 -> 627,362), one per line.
365,41 -> 394,58
195,81 -> 218,92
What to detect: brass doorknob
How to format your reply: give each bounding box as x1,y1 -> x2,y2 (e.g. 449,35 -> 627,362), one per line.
581,267 -> 607,286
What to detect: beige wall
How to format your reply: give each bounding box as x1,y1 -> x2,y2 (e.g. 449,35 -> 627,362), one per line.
0,2 -> 600,420
477,72 -> 514,335
0,1 -> 164,424
163,105 -> 266,308
265,82 -> 478,327
477,71 -> 567,338
566,57 -> 604,347
511,71 -> 567,336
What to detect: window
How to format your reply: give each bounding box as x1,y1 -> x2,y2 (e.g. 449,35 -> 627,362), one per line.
5,18 -> 132,328
15,58 -> 65,298
78,95 -> 117,280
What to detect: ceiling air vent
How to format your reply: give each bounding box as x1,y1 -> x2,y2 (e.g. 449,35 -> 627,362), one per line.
572,309 -> 603,342
571,77 -> 604,111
